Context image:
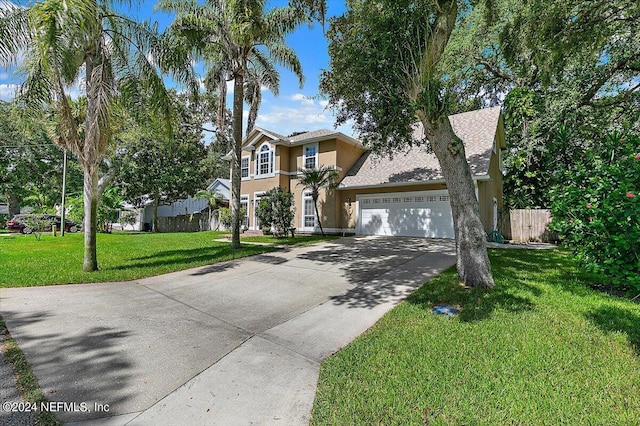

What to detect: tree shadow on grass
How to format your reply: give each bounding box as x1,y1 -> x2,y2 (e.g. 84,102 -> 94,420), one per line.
406,272 -> 536,322
0,309 -> 133,423
585,306 -> 640,356
405,248 -> 573,322
104,245 -> 275,271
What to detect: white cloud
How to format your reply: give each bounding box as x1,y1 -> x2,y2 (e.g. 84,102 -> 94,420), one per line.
255,101 -> 355,137
289,93 -> 315,106
0,84 -> 18,101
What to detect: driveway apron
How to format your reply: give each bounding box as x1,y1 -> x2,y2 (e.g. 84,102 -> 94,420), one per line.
0,236 -> 455,425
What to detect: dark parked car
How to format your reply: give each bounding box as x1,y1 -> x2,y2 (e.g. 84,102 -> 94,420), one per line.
6,214 -> 78,234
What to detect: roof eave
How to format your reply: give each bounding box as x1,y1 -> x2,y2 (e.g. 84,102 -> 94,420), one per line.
337,175 -> 490,190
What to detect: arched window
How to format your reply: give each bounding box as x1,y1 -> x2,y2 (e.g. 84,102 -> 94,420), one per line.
256,143 -> 274,175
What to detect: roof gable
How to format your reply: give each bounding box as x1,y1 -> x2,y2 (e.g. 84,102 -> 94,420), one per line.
241,127 -> 362,151
206,178 -> 231,200
339,107 -> 502,189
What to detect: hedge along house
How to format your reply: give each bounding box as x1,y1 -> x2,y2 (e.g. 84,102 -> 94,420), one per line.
227,106 -> 506,238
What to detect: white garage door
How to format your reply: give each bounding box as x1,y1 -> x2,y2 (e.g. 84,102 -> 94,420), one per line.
357,190 -> 455,238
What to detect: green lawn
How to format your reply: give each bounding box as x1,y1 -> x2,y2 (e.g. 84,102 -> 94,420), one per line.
311,249 -> 640,425
0,231 -> 277,287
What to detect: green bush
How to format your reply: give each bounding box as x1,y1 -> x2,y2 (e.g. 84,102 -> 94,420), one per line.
119,210 -> 138,230
550,133 -> 639,290
20,215 -> 54,240
219,207 -> 246,230
255,187 -> 295,237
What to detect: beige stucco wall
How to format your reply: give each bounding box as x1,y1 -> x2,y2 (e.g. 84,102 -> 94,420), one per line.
236,137 -> 360,230
477,145 -> 504,233
290,139 -> 340,229
232,131 -> 505,235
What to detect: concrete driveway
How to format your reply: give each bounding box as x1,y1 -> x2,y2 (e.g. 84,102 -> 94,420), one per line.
0,236 -> 455,425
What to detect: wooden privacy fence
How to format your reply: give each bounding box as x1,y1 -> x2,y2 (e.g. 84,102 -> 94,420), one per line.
501,209 -> 556,243
156,212 -> 224,233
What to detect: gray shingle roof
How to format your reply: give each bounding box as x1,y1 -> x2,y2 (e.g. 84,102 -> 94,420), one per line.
339,107 -> 501,188
287,129 -> 337,143
243,127 -> 362,149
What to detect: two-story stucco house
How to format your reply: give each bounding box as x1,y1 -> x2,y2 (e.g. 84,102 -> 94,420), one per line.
229,106 -> 506,239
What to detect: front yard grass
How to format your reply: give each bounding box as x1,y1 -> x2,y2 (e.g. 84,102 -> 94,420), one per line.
311,249 -> 640,425
0,231 -> 277,287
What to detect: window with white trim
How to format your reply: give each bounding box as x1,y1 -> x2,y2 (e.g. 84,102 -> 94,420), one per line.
303,192 -> 315,228
303,143 -> 318,169
241,157 -> 250,178
240,195 -> 249,227
256,144 -> 274,176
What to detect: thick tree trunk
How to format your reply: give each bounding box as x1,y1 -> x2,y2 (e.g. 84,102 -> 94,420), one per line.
152,194 -> 159,233
7,189 -> 20,217
83,166 -> 99,272
230,72 -> 244,249
426,117 -> 494,288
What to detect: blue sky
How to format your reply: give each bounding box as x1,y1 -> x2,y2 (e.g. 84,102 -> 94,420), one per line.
0,0 -> 353,138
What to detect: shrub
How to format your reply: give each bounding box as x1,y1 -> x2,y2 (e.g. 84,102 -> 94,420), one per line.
21,215 -> 54,240
219,207 -> 246,230
119,210 -> 138,230
550,133 -> 639,290
255,187 -> 295,237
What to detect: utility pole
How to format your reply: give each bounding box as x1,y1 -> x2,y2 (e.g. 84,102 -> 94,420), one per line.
60,149 -> 67,236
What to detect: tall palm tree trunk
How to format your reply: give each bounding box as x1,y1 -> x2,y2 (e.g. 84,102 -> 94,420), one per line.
82,49 -> 101,272
82,165 -> 99,272
313,197 -> 325,236
230,71 -> 244,249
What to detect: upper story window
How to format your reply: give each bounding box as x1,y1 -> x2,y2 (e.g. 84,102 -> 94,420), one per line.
256,144 -> 274,176
303,143 -> 318,170
241,156 -> 250,179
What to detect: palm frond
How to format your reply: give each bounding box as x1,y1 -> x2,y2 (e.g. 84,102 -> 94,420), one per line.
264,5 -> 309,39
0,2 -> 30,66
264,42 -> 304,88
248,48 -> 280,95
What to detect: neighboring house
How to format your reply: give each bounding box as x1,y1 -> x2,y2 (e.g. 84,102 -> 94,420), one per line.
124,178 -> 231,231
228,106 -> 506,239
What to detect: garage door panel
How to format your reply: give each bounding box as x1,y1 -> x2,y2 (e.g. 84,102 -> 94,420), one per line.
358,191 -> 455,239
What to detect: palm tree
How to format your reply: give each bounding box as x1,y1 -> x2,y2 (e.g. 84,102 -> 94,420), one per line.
194,188 -> 223,230
0,0 -> 195,271
297,165 -> 339,236
158,0 -> 325,249
203,50 -> 281,136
